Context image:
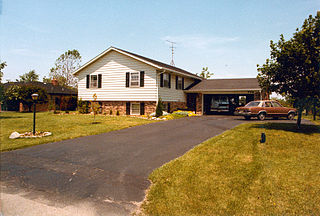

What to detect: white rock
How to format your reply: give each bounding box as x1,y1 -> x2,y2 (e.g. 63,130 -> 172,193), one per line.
9,132 -> 20,139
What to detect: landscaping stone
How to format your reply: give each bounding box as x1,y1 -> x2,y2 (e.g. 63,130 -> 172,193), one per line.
9,131 -> 52,139
9,132 -> 20,139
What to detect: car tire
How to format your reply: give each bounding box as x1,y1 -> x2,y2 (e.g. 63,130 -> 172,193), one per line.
244,116 -> 251,120
258,113 -> 266,121
287,113 -> 295,120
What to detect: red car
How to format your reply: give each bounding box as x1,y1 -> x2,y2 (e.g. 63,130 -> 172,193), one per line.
234,100 -> 296,120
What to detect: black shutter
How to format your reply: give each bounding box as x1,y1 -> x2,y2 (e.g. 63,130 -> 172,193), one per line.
126,102 -> 130,115
168,103 -> 171,113
160,73 -> 163,87
86,75 -> 90,88
175,76 -> 178,89
98,74 -> 102,88
182,77 -> 184,90
140,102 -> 145,115
168,74 -> 171,88
126,72 -> 130,87
140,71 -> 144,87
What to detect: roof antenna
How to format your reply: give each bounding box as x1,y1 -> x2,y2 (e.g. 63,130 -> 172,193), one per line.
166,40 -> 176,66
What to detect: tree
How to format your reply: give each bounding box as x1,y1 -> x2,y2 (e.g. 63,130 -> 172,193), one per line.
4,84 -> 48,112
197,67 -> 213,79
90,93 -> 100,123
0,61 -> 7,107
49,49 -> 81,87
155,98 -> 163,117
18,70 -> 39,82
0,61 -> 7,83
257,13 -> 320,128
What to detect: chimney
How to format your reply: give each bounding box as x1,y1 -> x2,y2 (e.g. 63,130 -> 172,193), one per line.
51,78 -> 58,86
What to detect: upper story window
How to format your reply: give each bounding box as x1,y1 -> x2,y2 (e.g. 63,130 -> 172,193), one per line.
126,71 -> 144,88
90,75 -> 98,88
130,72 -> 140,87
163,73 -> 170,88
177,76 -> 183,90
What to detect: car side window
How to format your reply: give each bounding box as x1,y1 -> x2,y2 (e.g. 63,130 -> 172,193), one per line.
272,102 -> 282,107
264,102 -> 272,107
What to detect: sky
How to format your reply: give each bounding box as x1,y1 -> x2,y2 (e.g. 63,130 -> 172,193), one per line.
1,0 -> 319,82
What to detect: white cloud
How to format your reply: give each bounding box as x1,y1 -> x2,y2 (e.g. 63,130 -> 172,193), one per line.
162,34 -> 239,49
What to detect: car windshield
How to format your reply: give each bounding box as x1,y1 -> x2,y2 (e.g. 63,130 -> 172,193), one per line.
245,101 -> 260,107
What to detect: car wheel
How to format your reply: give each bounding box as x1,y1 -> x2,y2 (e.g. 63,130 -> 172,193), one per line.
258,113 -> 266,121
244,116 -> 251,120
287,113 -> 295,120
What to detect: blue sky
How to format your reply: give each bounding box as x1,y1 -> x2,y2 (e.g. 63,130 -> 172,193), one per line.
1,0 -> 319,81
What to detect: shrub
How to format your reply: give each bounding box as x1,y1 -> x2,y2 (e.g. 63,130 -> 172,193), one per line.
156,98 -> 163,117
116,110 -> 120,116
110,109 -> 113,115
78,98 -> 90,114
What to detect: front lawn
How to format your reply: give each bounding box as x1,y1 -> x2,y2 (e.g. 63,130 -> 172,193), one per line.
141,122 -> 320,215
1,112 -> 154,152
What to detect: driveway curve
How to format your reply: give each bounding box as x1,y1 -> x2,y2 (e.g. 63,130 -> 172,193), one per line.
0,116 -> 306,215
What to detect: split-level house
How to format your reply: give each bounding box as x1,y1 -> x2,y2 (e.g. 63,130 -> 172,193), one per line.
74,46 -> 266,115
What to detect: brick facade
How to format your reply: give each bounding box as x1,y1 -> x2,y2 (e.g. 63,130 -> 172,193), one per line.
162,101 -> 187,113
195,93 -> 203,114
101,101 -> 156,115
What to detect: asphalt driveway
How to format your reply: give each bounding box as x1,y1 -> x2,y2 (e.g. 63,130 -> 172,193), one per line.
0,116 -> 309,215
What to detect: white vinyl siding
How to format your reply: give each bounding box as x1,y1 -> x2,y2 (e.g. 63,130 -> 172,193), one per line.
77,50 -> 157,101
158,73 -> 195,102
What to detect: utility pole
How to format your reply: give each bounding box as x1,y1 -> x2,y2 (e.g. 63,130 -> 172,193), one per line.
166,40 -> 176,66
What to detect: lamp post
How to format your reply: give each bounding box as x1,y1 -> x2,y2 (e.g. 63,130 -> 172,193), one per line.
32,93 -> 39,135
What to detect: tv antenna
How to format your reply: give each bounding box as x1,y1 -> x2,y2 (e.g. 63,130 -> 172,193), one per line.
166,40 -> 176,66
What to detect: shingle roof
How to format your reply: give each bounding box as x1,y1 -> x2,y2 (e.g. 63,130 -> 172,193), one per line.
3,81 -> 77,95
186,78 -> 261,92
74,46 -> 203,80
113,47 -> 203,80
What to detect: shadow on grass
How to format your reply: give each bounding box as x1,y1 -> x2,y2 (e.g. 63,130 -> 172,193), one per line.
250,122 -> 320,135
91,122 -> 101,124
0,116 -> 24,119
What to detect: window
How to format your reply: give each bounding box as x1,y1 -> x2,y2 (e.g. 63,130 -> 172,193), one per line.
264,102 -> 273,107
177,76 -> 183,90
90,75 -> 98,88
163,73 -> 170,88
272,101 -> 282,107
130,72 -> 140,87
245,101 -> 261,107
131,103 -> 140,115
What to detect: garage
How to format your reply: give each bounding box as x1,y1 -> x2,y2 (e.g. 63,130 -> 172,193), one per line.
185,78 -> 267,115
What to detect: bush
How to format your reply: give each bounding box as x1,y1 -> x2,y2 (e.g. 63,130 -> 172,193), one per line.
110,109 -> 113,115
156,98 -> 163,117
78,98 -> 90,114
116,110 -> 120,116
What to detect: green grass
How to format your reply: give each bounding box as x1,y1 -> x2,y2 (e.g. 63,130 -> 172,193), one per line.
302,114 -> 320,125
141,122 -> 320,215
1,111 -> 154,152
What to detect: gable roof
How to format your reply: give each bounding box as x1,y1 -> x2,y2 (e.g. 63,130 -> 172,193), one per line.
186,78 -> 261,92
4,81 -> 77,95
73,46 -> 202,80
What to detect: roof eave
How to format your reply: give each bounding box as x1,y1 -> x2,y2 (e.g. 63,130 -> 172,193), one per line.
185,88 -> 262,93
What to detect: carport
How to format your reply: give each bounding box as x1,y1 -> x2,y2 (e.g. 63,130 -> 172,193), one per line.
185,78 -> 267,115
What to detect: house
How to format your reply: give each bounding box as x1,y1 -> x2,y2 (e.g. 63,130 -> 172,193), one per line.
3,80 -> 77,112
74,46 -> 266,115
